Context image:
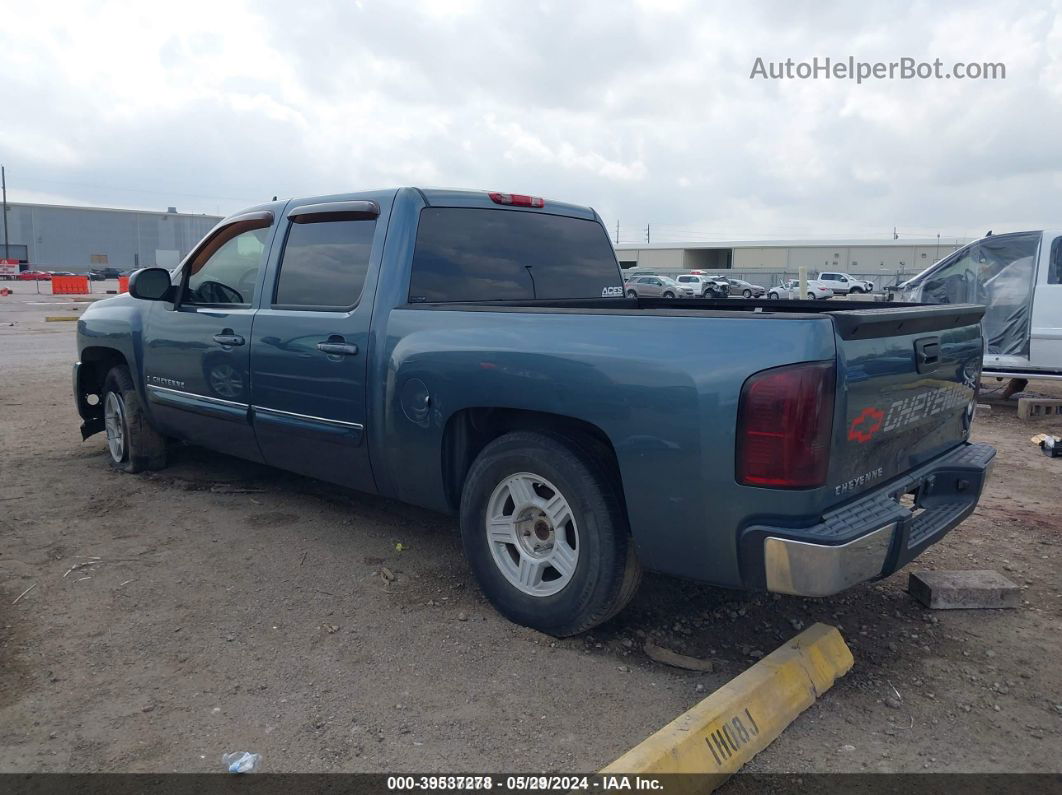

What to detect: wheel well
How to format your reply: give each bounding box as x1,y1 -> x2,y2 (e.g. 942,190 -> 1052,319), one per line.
441,408 -> 625,513
78,347 -> 129,408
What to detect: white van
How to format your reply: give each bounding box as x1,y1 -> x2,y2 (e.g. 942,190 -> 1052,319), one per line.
889,231 -> 1062,378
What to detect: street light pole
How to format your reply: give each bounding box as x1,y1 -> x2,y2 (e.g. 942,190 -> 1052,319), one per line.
1,165 -> 9,261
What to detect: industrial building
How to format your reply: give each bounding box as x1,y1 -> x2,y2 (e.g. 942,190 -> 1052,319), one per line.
615,237 -> 969,284
1,202 -> 223,271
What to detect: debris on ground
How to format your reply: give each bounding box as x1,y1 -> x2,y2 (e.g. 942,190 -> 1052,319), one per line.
222,751 -> 261,773
12,582 -> 37,605
643,641 -> 715,672
908,570 -> 1020,609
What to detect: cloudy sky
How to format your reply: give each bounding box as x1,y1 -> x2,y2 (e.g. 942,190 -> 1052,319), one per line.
2,0 -> 1061,242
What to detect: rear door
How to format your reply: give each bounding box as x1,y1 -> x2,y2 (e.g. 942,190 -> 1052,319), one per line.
830,305 -> 984,498
248,197 -> 390,493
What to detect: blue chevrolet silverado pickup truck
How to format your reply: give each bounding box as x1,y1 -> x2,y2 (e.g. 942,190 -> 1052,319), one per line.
73,188 -> 995,635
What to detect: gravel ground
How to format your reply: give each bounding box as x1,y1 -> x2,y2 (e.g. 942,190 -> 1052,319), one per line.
1,287 -> 1060,775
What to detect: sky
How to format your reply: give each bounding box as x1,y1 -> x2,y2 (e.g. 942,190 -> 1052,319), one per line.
2,0 -> 1061,243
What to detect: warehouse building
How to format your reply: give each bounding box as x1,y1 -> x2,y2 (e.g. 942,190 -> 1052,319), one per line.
1,202 -> 223,271
615,238 -> 969,283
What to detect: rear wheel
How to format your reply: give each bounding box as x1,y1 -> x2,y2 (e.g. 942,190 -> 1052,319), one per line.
459,431 -> 641,636
742,288 -> 752,298
807,293 -> 817,300
101,365 -> 167,473
768,291 -> 779,300
626,289 -> 637,298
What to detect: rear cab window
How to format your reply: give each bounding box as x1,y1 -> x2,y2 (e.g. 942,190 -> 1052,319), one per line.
273,216 -> 376,310
408,208 -> 622,302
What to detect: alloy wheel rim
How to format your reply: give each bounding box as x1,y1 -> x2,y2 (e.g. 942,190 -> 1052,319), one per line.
104,391 -> 127,463
485,472 -> 579,597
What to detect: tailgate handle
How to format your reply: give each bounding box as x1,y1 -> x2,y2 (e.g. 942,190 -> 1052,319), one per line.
914,337 -> 941,373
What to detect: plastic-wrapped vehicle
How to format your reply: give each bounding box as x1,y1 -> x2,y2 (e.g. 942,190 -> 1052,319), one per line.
888,231 -> 1062,378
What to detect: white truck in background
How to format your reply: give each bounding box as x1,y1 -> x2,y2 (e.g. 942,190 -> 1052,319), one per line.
815,271 -> 875,294
888,230 -> 1062,379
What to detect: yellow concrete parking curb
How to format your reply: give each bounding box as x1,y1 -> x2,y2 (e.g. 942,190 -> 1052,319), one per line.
602,623 -> 853,787
44,316 -> 80,322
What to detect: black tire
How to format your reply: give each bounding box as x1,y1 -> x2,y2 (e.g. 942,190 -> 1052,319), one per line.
101,365 -> 167,473
662,291 -> 675,299
459,431 -> 642,636
807,293 -> 817,300
742,289 -> 752,298
850,286 -> 864,294
768,291 -> 779,300
626,290 -> 637,298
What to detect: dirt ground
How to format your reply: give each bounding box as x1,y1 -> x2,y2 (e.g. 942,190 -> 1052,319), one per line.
1,288 -> 1060,775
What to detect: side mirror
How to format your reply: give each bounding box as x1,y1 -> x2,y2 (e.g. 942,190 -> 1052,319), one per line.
129,268 -> 173,301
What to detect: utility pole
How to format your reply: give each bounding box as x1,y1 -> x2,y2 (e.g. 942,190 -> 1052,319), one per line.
646,223 -> 650,244
615,219 -> 619,245
1,165 -> 9,261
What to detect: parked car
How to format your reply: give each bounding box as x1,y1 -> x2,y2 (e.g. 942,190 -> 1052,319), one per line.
73,187 -> 994,637
816,272 -> 874,295
87,271 -> 108,281
624,274 -> 686,299
17,270 -> 52,281
767,279 -> 834,300
724,278 -> 766,298
887,230 -> 1062,379
91,268 -> 123,280
674,274 -> 729,298
49,271 -> 77,277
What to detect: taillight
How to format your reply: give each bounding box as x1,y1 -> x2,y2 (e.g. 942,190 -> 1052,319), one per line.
488,192 -> 545,208
736,361 -> 835,488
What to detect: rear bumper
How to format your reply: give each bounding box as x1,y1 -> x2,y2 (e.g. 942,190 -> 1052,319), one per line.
740,442 -> 996,597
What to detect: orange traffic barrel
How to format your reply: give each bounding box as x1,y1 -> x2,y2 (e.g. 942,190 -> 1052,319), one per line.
118,276 -> 130,294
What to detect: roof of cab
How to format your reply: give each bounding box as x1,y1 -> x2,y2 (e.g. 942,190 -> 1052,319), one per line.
415,188 -> 597,220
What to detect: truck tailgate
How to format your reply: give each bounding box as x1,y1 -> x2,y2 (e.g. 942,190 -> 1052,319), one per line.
830,304 -> 985,498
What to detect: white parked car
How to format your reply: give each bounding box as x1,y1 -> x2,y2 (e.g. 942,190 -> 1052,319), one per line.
767,279 -> 834,300
674,274 -> 729,298
815,271 -> 874,294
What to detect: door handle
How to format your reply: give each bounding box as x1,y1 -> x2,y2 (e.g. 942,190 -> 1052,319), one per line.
317,336 -> 358,356
213,330 -> 245,346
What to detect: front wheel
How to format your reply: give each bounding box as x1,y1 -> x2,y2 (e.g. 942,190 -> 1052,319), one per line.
101,366 -> 167,473
626,290 -> 637,298
768,291 -> 779,300
662,291 -> 675,299
742,289 -> 752,298
850,286 -> 864,294
459,431 -> 641,636
806,293 -> 817,300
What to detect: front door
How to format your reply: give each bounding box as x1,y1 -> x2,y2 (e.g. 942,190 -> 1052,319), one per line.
1031,234 -> 1062,371
249,200 -> 382,493
142,212 -> 274,461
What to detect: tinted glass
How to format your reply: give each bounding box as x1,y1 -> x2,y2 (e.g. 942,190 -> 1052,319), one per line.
1050,237 -> 1061,285
409,208 -> 621,302
275,219 -> 376,308
186,226 -> 270,306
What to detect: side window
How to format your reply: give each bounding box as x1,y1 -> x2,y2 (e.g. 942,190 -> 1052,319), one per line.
185,224 -> 271,306
273,218 -> 376,309
1050,237 -> 1062,285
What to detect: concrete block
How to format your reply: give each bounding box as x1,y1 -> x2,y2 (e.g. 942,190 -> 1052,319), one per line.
1017,398 -> 1062,420
908,570 -> 1020,610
